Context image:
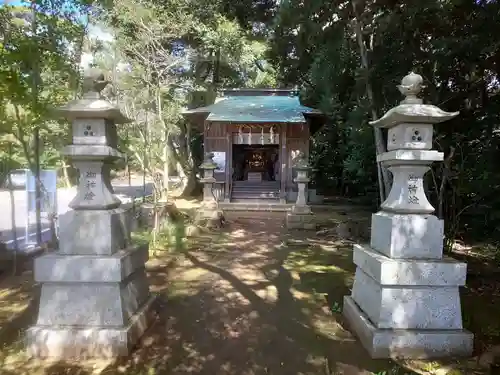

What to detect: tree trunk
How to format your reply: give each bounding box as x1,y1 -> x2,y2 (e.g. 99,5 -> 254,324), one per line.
162,142 -> 169,200
351,0 -> 391,203
7,144 -> 19,275
61,159 -> 72,188
180,170 -> 199,197
125,161 -> 132,186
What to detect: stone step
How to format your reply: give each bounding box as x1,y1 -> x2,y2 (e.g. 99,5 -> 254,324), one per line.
225,211 -> 285,220
232,182 -> 280,187
231,188 -> 280,194
231,193 -> 280,199
233,186 -> 280,191
232,185 -> 280,189
232,185 -> 279,190
232,181 -> 280,185
226,212 -> 286,225
220,202 -> 291,212
232,185 -> 280,190
231,196 -> 279,203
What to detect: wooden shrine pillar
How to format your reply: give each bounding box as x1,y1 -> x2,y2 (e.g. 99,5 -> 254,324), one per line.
224,127 -> 232,202
279,123 -> 287,203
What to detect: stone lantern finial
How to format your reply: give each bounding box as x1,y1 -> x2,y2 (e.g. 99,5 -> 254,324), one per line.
81,68 -> 110,98
397,72 -> 424,104
204,152 -> 215,164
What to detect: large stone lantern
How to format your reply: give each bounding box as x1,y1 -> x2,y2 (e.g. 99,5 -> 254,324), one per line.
343,72 -> 473,358
26,69 -> 155,358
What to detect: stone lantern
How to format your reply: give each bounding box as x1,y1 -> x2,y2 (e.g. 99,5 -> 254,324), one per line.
343,72 -> 473,358
200,152 -> 218,203
286,152 -> 315,229
26,69 -> 155,358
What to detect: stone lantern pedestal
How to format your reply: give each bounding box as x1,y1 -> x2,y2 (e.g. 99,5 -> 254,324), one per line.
26,70 -> 155,358
286,154 -> 315,230
343,73 -> 473,358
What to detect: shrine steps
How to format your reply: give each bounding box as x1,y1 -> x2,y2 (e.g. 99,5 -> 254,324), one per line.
219,201 -> 293,212
230,181 -> 280,201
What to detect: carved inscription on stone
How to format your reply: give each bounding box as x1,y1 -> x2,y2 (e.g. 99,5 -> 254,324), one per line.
84,171 -> 97,201
407,175 -> 420,204
408,195 -> 420,204
84,191 -> 96,201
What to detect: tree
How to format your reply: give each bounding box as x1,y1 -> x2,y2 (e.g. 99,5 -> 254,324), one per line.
270,0 -> 500,247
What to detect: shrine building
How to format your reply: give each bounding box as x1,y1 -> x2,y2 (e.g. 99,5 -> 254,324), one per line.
183,89 -> 326,209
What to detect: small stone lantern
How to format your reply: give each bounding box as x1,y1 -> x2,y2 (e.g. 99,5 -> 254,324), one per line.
343,72 -> 473,358
286,152 -> 315,229
200,152 -> 218,203
26,69 -> 155,358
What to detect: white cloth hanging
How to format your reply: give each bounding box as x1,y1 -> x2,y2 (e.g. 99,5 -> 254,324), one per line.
238,127 -> 243,144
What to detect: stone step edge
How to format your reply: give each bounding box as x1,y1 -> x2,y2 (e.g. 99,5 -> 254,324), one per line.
353,243 -> 467,287
219,204 -> 292,212
232,190 -> 279,192
34,244 -> 148,283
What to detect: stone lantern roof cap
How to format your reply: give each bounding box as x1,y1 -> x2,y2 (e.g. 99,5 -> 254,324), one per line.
56,68 -> 131,124
292,151 -> 311,170
370,72 -> 459,129
200,152 -> 217,169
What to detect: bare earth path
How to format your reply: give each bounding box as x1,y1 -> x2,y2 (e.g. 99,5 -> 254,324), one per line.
104,212 -> 402,375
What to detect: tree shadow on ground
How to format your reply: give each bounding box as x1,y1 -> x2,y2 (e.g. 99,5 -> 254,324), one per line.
0,270 -> 40,348
42,361 -> 91,375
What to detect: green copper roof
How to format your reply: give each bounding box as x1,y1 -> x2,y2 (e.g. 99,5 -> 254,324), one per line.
183,92 -> 322,123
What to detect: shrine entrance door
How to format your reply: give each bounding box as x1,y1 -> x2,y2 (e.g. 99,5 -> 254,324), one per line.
232,144 -> 279,182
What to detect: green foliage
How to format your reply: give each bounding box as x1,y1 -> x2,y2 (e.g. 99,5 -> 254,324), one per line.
0,1 -> 87,175
270,0 -> 500,244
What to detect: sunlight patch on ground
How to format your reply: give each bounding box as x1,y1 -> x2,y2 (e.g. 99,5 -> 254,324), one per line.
165,279 -> 206,297
312,315 -> 351,340
221,240 -> 253,248
177,267 -> 210,281
0,287 -> 22,300
255,285 -> 278,302
0,303 -> 28,321
229,228 -> 247,238
173,198 -> 201,210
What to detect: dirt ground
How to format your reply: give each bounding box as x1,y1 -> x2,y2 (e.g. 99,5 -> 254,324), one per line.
0,203 -> 498,375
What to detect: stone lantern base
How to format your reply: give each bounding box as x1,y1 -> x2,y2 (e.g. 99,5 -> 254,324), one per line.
343,244 -> 474,359
343,297 -> 473,359
286,205 -> 315,230
195,200 -> 225,229
25,244 -> 157,358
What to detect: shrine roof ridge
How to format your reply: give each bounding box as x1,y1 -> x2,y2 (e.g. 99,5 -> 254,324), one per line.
183,92 -> 323,124
220,88 -> 299,97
